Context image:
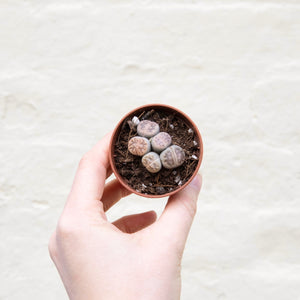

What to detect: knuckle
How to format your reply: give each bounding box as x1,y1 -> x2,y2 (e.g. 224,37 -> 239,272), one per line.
56,216 -> 76,239
48,233 -> 57,261
78,152 -> 92,170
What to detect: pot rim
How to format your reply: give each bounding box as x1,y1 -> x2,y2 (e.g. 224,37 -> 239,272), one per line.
109,103 -> 203,198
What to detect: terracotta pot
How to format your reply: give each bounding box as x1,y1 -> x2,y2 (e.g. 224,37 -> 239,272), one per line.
109,104 -> 203,198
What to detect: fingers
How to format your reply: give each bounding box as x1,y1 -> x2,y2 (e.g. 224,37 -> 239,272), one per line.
65,131 -> 113,214
155,174 -> 202,252
101,179 -> 132,212
113,211 -> 157,234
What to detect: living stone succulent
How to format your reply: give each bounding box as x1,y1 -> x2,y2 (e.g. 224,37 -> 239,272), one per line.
160,145 -> 185,169
128,119 -> 186,173
137,120 -> 160,138
142,152 -> 162,173
128,136 -> 151,156
151,132 -> 172,153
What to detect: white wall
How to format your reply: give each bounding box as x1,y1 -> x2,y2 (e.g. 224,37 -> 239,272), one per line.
0,1 -> 299,299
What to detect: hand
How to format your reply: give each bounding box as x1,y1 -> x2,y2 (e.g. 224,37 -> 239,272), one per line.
48,132 -> 202,300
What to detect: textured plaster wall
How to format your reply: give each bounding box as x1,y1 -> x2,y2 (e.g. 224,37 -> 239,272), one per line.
0,1 -> 299,299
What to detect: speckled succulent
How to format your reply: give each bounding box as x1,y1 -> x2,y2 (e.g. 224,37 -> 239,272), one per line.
128,118 -> 186,173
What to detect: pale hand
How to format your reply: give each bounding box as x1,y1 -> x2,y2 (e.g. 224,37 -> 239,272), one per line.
48,132 -> 202,300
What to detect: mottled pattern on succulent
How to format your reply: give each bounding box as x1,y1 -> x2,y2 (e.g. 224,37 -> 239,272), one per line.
142,152 -> 162,173
151,132 -> 172,153
137,120 -> 160,138
129,118 -> 187,173
160,145 -> 185,169
128,136 -> 151,156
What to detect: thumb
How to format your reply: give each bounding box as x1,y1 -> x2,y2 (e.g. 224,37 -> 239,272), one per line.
155,174 -> 202,252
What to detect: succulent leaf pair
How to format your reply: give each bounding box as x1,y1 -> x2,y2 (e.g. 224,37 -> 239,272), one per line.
128,120 -> 185,173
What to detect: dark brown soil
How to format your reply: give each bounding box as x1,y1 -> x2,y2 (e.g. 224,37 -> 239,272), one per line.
113,108 -> 201,195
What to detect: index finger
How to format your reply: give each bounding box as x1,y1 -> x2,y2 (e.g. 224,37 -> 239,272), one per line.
64,131 -> 112,213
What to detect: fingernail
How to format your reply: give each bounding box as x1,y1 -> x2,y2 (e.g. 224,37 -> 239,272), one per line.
190,174 -> 202,191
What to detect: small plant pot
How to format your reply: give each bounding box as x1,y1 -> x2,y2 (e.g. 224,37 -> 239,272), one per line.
109,104 -> 203,198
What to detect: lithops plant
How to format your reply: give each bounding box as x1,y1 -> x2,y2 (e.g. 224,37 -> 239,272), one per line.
128,119 -> 186,173
142,152 -> 162,173
128,136 -> 151,156
160,145 -> 185,169
137,120 -> 160,138
151,132 -> 172,153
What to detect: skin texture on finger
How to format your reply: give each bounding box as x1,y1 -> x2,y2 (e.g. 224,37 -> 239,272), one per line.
64,131 -> 113,214
154,174 -> 202,252
101,179 -> 132,212
113,211 -> 157,233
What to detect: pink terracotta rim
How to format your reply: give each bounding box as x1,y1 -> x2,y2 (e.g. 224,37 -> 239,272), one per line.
109,104 -> 203,198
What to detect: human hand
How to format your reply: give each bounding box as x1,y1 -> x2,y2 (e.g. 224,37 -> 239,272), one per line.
48,132 -> 202,300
